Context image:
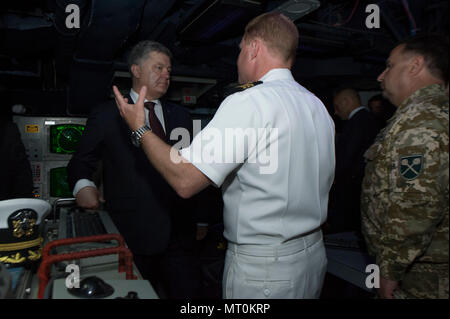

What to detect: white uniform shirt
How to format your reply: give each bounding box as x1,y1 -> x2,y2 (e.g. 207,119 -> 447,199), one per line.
72,89 -> 166,196
180,68 -> 335,245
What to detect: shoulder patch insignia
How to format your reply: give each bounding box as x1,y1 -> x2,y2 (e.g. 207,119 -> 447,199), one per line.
399,155 -> 423,180
224,81 -> 263,97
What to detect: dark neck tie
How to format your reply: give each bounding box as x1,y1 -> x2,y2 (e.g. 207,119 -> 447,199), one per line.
144,101 -> 166,141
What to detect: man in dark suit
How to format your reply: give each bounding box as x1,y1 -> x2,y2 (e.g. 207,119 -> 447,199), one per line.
0,116 -> 34,200
67,40 -> 204,298
328,88 -> 380,234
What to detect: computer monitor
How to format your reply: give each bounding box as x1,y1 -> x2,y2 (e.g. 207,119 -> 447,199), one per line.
42,118 -> 86,161
40,161 -> 75,202
49,166 -> 73,198
49,124 -> 85,155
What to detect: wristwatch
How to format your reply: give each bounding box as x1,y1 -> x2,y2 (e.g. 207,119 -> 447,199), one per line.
130,125 -> 151,147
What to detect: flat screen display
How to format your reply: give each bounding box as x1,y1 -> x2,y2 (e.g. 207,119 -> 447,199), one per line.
49,167 -> 72,198
50,124 -> 85,154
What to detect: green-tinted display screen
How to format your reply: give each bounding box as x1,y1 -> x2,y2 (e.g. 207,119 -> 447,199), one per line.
49,167 -> 72,198
50,124 -> 85,154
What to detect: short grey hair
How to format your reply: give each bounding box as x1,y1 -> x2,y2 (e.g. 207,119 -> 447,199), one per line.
127,40 -> 173,71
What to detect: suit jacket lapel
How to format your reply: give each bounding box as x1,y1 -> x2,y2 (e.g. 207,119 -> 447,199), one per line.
124,95 -> 173,145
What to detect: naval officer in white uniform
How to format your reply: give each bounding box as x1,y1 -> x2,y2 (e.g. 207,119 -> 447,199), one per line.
113,12 -> 335,299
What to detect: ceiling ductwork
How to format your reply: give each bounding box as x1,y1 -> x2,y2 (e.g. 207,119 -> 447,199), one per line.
273,0 -> 320,21
0,0 -> 448,116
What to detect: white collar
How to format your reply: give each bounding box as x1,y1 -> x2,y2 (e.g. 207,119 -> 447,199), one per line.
129,89 -> 159,105
348,106 -> 368,119
259,68 -> 294,82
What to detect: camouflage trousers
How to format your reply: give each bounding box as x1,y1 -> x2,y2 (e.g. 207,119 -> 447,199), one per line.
393,263 -> 448,299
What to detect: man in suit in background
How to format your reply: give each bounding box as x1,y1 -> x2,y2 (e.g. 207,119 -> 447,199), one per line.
67,40 -> 204,298
328,88 -> 380,233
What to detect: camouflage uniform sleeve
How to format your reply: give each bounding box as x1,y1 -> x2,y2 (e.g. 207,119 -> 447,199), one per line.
379,127 -> 447,281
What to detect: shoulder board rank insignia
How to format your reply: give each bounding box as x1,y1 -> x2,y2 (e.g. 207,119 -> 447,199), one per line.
224,81 -> 263,97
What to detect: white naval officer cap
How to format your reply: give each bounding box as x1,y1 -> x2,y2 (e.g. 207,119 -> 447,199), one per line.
0,199 -> 51,267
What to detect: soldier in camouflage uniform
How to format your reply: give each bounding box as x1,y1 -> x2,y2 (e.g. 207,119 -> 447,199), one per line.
361,34 -> 449,299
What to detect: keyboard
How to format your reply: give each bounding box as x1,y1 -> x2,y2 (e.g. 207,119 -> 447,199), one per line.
58,207 -> 120,240
66,210 -> 107,238
54,207 -> 122,259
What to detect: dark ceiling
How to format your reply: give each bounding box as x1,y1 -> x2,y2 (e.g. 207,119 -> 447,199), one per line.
0,0 -> 448,116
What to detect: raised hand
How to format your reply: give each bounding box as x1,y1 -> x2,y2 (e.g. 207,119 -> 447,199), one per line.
113,85 -> 146,131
